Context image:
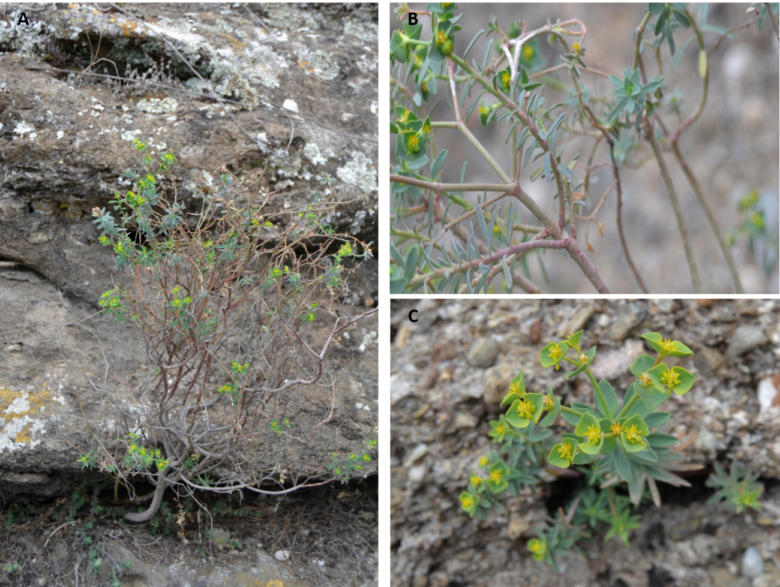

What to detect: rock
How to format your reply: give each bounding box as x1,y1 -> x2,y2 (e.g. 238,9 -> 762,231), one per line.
404,444 -> 429,468
590,339 -> 644,380
742,546 -> 764,578
453,412 -> 477,430
608,302 -> 646,341
274,550 -> 291,561
712,568 -> 736,587
506,516 -> 530,539
757,379 -> 778,414
558,306 -> 595,338
695,347 -> 725,378
483,363 -> 516,405
695,429 -> 717,454
466,338 -> 501,369
727,326 -> 766,360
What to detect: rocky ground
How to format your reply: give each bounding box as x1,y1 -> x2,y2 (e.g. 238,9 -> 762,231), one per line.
391,299 -> 780,587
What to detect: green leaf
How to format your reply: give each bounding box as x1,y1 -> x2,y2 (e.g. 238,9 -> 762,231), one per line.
405,155 -> 430,171
630,354 -> 656,378
539,394 -> 561,427
596,379 -> 618,420
564,330 -> 583,347
641,332 -> 694,357
643,411 -> 671,430
614,448 -> 632,481
633,380 -> 669,411
631,446 -> 658,463
501,256 -> 512,289
671,6 -> 691,28
524,393 -> 545,424
430,149 -> 448,180
481,38 -> 493,72
462,29 -> 485,60
543,152 -> 552,182
647,433 -> 679,448
403,246 -> 418,283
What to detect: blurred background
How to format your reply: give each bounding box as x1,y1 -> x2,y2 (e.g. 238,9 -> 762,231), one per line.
389,3 -> 779,293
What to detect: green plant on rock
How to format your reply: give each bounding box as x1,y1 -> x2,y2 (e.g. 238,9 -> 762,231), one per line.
462,330 -> 700,570
390,3 -> 779,293
706,462 -> 764,514
79,145 -> 377,523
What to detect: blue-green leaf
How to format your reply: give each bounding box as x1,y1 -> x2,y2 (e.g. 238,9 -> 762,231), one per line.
596,379 -> 618,420
430,150 -> 448,180
614,448 -> 632,481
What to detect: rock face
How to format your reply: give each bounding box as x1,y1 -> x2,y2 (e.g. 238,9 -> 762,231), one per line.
0,3 -> 378,500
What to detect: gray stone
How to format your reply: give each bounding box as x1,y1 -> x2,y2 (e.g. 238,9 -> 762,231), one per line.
558,306 -> 596,338
609,302 -> 647,341
466,338 -> 501,369
695,346 -> 725,377
727,326 -> 766,360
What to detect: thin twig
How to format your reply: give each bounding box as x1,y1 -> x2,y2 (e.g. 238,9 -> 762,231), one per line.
644,122 -> 701,292
764,3 -> 780,41
609,143 -> 649,293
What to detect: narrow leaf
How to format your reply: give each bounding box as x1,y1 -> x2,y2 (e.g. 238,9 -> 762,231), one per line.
463,29 -> 485,60
501,256 -> 512,289
430,150 -> 448,180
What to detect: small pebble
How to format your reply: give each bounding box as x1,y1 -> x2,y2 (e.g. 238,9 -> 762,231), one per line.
466,338 -> 501,369
742,546 -> 764,578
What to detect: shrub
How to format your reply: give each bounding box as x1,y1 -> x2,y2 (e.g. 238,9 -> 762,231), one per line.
390,3 -> 779,293
78,141 -> 376,522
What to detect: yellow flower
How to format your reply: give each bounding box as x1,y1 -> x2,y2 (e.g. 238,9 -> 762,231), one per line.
543,394 -> 553,407
584,425 -> 602,444
171,299 -> 181,307
470,475 -> 482,487
478,456 -> 489,467
640,372 -> 652,386
659,338 -> 677,353
461,493 -> 475,509
523,44 -> 534,60
436,30 -> 448,45
501,71 -> 510,89
516,400 -> 536,420
489,469 -> 504,483
610,422 -> 623,435
172,286 -> 180,293
548,343 -> 564,362
572,42 -> 581,54
422,120 -> 431,134
407,133 -> 420,153
140,448 -> 147,456
578,354 -> 589,364
623,424 -> 645,445
130,443 -> 137,451
508,380 -> 523,395
557,441 -> 573,460
660,369 -> 680,388
495,424 -> 506,435
528,538 -> 546,560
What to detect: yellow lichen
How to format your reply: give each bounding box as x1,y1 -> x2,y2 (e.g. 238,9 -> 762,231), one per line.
0,382 -> 50,424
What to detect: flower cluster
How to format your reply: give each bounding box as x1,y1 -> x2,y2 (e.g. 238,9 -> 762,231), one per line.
327,437 -> 378,483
